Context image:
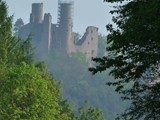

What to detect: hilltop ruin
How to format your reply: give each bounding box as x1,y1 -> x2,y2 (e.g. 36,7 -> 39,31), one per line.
18,1 -> 98,66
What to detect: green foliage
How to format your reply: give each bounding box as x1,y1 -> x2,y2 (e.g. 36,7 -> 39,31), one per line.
19,34 -> 34,64
75,101 -> 106,120
0,1 -> 33,66
91,0 -> 160,86
43,51 -> 126,120
60,100 -> 76,120
0,0 -> 14,64
90,0 -> 160,119
71,51 -> 87,64
0,63 -> 60,120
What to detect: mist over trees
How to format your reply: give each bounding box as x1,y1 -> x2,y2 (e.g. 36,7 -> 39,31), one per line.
90,0 -> 160,119
42,50 -> 127,120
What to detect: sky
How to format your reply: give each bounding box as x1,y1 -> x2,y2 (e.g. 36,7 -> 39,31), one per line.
5,0 -> 113,35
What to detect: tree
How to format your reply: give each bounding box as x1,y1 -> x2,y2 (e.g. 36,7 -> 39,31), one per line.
90,0 -> 160,119
0,0 -> 14,64
14,18 -> 24,35
75,101 -> 106,120
0,62 -> 74,120
19,34 -> 34,65
0,0 -> 33,66
0,63 -> 54,119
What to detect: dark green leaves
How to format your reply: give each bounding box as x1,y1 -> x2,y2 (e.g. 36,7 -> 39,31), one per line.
90,0 -> 160,119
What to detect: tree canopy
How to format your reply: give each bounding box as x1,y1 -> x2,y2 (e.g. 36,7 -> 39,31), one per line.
75,101 -> 106,120
0,63 -> 62,120
90,0 -> 160,119
0,0 -> 33,66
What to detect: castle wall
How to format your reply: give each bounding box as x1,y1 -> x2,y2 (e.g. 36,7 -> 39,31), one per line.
51,24 -> 59,49
39,13 -> 52,54
75,26 -> 98,66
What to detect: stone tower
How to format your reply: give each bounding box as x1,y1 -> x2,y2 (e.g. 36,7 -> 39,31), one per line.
57,0 -> 74,53
30,3 -> 43,24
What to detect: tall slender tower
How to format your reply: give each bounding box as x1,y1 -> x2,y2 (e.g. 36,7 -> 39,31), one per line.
57,0 -> 74,53
30,3 -> 43,24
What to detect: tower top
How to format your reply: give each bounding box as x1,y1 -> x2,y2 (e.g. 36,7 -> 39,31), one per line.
58,0 -> 73,4
32,3 -> 43,5
57,0 -> 74,26
30,3 -> 43,24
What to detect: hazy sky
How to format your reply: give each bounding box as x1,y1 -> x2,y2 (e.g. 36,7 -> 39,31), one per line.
5,0 -> 113,35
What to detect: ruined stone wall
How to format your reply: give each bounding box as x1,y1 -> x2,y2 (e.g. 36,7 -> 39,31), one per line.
75,26 -> 98,66
18,2 -> 99,66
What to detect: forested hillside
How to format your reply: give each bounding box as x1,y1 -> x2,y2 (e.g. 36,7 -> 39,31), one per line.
40,48 -> 128,120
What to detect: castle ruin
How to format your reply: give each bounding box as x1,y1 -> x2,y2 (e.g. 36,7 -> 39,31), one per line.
18,1 -> 98,66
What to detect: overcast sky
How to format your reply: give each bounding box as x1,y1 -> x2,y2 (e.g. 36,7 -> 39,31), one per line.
5,0 -> 113,35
